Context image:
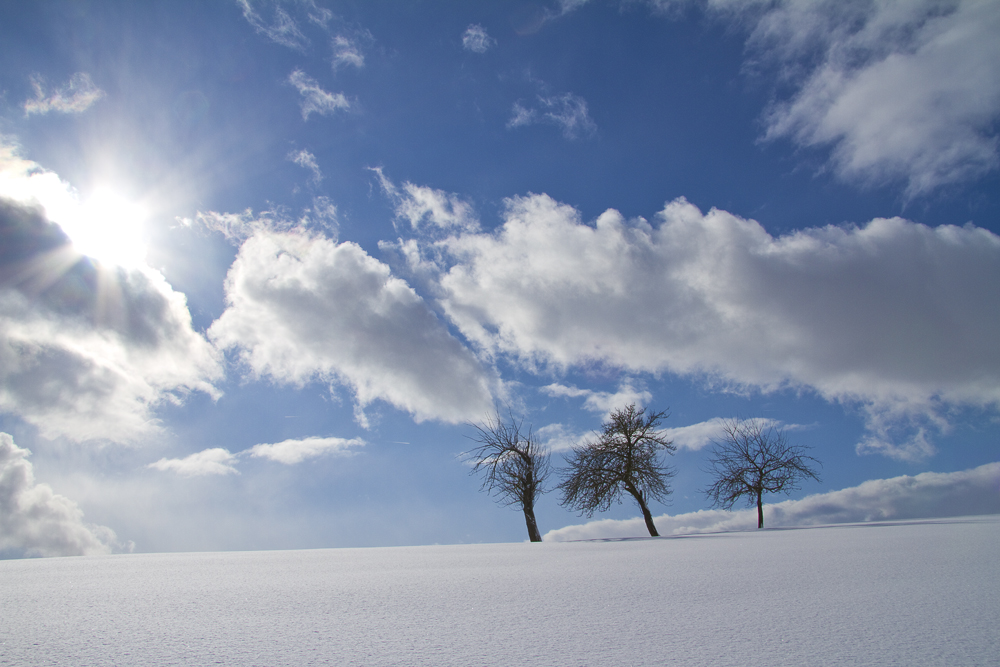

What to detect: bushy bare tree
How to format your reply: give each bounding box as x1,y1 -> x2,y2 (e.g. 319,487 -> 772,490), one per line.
558,404 -> 676,537
465,409 -> 551,542
704,417 -> 821,529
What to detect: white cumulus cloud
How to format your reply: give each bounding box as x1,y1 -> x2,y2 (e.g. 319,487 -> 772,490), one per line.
148,448 -> 239,477
655,0 -> 1000,195
545,461 -> 1000,540
208,226 -> 495,425
421,193 -> 1000,457
249,436 -> 364,464
23,72 -> 105,116
759,0 -> 1000,196
1,433 -> 121,557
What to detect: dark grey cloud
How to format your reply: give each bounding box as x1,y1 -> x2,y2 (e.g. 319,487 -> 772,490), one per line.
0,198 -> 69,268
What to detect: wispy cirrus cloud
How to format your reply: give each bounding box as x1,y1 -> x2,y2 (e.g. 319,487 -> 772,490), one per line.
186,199 -> 338,244
544,462 -> 1000,540
557,0 -> 591,15
331,34 -> 365,69
508,91 -> 596,140
23,72 -> 104,116
288,149 -> 322,183
373,168 -> 479,233
238,0 -> 374,77
237,0 -> 309,50
288,70 -> 350,120
462,24 -> 495,53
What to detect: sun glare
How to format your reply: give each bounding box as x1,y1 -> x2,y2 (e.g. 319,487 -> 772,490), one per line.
60,188 -> 149,269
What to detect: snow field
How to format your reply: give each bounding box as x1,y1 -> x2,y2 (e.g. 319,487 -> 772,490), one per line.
1,516 -> 997,666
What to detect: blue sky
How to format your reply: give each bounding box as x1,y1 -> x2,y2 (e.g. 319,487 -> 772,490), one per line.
1,0 -> 998,555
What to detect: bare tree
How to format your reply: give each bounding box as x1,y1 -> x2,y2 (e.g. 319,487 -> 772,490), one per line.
704,417 -> 821,529
465,409 -> 551,542
558,404 -> 676,537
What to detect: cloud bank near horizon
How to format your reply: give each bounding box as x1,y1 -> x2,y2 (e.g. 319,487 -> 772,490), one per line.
0,433 -> 122,558
544,461 -> 1000,541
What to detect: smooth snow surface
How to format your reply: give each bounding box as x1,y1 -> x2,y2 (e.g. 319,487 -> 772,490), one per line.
2,517 -> 997,666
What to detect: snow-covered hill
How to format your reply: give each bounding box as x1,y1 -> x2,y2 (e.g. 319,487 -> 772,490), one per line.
2,516 -> 997,666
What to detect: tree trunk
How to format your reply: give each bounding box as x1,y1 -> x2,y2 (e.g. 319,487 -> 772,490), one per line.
756,491 -> 764,529
628,487 -> 659,537
523,505 -> 542,542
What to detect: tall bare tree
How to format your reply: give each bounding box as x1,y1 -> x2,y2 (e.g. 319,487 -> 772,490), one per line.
465,409 -> 551,542
558,404 -> 676,537
704,417 -> 821,529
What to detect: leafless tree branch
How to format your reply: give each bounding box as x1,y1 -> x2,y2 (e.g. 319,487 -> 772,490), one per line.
558,404 -> 676,537
464,408 -> 551,542
704,417 -> 821,528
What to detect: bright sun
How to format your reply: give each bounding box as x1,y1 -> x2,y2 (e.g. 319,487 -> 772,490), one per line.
61,188 -> 149,269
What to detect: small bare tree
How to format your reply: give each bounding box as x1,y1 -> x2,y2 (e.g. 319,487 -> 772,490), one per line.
558,404 -> 676,537
465,409 -> 551,542
704,417 -> 821,529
